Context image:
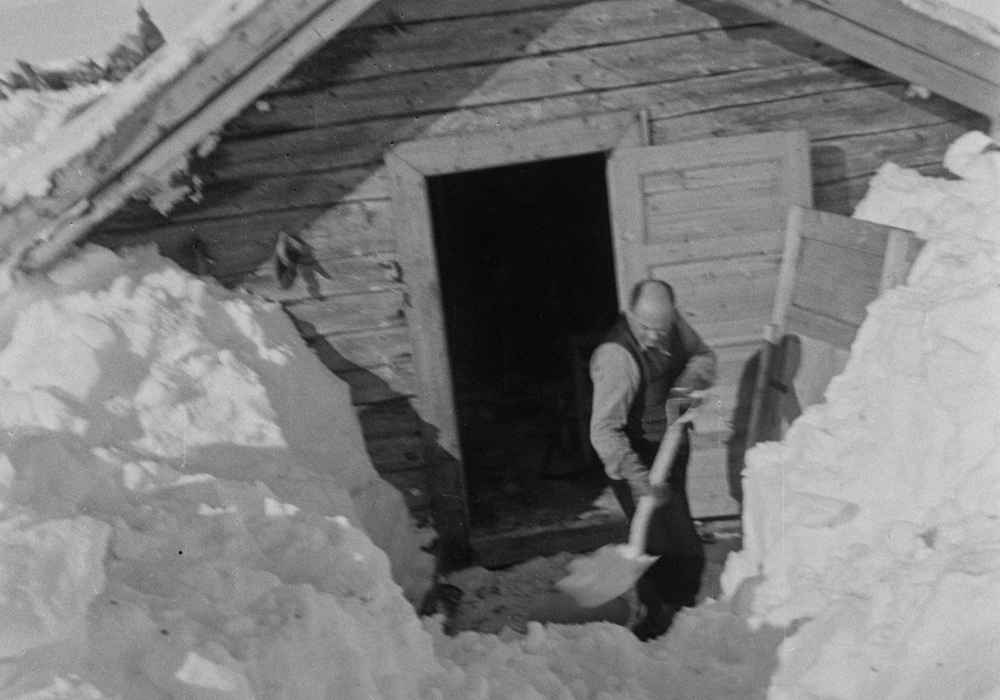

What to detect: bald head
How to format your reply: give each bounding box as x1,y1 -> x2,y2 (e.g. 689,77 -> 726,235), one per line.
627,280 -> 676,348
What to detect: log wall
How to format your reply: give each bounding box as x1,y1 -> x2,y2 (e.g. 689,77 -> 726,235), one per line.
90,0 -> 989,526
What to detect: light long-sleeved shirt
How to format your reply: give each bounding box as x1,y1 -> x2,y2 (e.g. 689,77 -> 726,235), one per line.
589,313 -> 716,496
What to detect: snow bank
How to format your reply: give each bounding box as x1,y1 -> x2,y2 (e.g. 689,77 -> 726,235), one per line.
0,242 -> 433,590
723,131 -> 1000,699
0,242 -> 788,700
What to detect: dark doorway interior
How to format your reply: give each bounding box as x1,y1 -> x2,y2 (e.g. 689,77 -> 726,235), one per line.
428,152 -> 621,542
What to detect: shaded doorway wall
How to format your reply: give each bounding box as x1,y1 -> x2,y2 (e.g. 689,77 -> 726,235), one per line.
427,152 -> 618,530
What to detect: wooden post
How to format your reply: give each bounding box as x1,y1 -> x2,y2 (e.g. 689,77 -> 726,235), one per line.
746,205 -> 805,448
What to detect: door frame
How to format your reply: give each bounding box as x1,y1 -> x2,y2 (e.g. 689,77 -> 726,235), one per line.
386,111 -> 645,558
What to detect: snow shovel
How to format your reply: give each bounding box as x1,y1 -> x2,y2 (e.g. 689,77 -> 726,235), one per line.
556,409 -> 697,608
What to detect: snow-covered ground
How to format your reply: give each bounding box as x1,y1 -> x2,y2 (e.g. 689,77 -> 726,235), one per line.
2,129 -> 998,698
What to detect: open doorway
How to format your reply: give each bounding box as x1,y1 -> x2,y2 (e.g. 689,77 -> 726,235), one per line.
427,152 -> 620,537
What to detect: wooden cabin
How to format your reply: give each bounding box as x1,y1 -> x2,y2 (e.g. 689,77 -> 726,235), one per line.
9,0 -> 997,566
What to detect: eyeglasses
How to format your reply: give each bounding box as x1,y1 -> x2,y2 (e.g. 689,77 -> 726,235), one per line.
626,310 -> 671,336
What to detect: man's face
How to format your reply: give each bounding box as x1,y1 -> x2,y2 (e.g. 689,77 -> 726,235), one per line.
627,297 -> 674,350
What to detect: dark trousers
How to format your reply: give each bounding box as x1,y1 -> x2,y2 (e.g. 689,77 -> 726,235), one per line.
609,428 -> 705,609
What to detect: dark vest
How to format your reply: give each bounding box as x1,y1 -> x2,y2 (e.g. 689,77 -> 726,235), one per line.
603,315 -> 690,456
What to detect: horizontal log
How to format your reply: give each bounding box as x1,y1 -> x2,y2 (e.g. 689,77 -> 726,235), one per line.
239,252 -> 404,302
278,0 -> 770,92
195,118 -> 961,210
734,0 -> 1000,118
800,0 -> 999,87
356,397 -> 426,441
98,198 -> 396,267
337,361 -> 418,404
306,326 -> 413,372
365,433 -> 426,472
653,82 -> 983,144
236,22 -> 848,137
353,0 -> 587,27
286,288 -> 406,337
809,119 -> 984,187
812,160 -> 949,216
94,117 -> 954,248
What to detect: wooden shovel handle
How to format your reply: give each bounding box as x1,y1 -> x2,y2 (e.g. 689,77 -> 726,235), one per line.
627,409 -> 696,553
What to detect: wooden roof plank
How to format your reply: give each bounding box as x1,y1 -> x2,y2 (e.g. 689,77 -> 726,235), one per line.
734,0 -> 1000,120
2,0 -> 380,272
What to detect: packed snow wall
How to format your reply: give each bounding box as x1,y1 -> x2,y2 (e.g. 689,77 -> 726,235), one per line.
0,243 -> 784,700
722,131 -> 1000,699
0,244 -> 434,601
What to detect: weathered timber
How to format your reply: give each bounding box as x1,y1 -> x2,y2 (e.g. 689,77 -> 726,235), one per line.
356,398 -> 426,441
286,289 -> 406,338
96,199 -> 396,276
350,0 -> 761,31
230,54 -> 877,143
364,433 -> 425,472
734,0 -> 1000,120
812,161 -> 951,216
100,172 -> 392,231
654,83 -> 985,144
2,0 -> 381,273
108,118 -> 956,225
304,326 -> 412,373
238,23 -> 845,136
379,466 -> 432,516
277,0 -> 770,92
205,65 -> 910,185
392,110 -> 642,174
239,253 -> 404,302
332,361 -> 417,405
809,121 -> 981,187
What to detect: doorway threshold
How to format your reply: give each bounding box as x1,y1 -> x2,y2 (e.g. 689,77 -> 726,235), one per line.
470,508 -> 628,570
468,479 -> 628,569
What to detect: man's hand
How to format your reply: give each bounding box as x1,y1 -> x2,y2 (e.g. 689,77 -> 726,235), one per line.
666,388 -> 705,424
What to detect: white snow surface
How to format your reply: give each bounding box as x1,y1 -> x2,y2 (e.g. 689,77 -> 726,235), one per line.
0,243 -> 788,700
723,131 -> 1000,699
900,0 -> 1000,46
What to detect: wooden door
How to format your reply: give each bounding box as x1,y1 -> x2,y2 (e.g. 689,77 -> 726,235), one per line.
605,130 -> 812,515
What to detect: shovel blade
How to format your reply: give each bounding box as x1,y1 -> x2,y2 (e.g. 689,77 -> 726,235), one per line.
556,544 -> 658,608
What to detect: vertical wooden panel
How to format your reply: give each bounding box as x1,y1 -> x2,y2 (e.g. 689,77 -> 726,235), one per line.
385,150 -> 471,565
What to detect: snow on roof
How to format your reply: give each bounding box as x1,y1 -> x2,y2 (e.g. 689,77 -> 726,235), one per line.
902,0 -> 1000,48
0,0 -> 269,211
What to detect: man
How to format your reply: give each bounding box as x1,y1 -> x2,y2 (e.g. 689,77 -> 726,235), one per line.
589,279 -> 716,640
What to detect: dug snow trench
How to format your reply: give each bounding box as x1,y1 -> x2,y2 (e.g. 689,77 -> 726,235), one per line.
0,130 -> 998,699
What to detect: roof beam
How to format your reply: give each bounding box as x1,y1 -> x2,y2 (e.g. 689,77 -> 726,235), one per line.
735,0 -> 999,124
1,0 -> 380,272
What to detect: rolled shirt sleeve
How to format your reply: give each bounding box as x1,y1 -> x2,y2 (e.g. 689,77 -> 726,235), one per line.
589,343 -> 651,495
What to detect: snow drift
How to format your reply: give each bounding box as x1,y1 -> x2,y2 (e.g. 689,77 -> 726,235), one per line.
0,242 -> 442,684
0,243 -> 785,700
3,130 -> 999,699
723,131 -> 1000,699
